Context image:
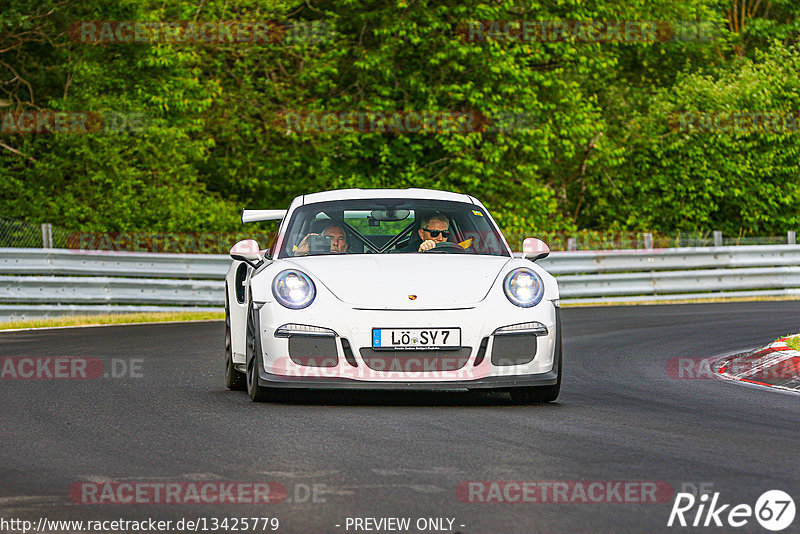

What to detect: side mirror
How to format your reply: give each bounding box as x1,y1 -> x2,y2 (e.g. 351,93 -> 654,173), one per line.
521,237 -> 550,261
230,239 -> 263,267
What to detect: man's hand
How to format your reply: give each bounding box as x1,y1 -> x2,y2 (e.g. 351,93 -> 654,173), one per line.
418,239 -> 436,252
294,233 -> 318,256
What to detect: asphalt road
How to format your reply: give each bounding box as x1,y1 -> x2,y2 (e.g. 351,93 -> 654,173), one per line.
1,301 -> 799,534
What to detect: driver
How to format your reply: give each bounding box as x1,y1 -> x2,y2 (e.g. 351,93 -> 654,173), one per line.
294,224 -> 348,256
418,212 -> 450,252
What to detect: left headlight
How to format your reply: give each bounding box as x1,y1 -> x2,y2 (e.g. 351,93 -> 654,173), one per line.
272,270 -> 316,309
503,268 -> 544,308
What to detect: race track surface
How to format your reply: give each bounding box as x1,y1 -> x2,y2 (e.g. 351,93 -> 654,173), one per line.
1,301 -> 799,534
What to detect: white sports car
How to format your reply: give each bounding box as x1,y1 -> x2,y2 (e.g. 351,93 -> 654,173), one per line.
224,188 -> 561,403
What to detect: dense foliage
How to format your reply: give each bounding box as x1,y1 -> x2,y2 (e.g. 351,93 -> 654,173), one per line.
0,0 -> 798,238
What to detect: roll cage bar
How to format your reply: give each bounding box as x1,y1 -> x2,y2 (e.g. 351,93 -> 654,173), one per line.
323,213 -> 417,254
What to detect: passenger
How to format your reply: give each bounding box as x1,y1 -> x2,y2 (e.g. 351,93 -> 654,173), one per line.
294,224 -> 348,256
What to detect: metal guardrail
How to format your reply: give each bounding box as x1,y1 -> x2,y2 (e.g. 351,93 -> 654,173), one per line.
0,248 -> 229,321
536,245 -> 800,274
0,248 -> 229,278
536,245 -> 800,304
3,245 -> 800,321
0,276 -> 221,305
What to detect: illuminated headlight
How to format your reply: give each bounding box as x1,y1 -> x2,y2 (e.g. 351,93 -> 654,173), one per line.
503,268 -> 544,308
272,270 -> 316,309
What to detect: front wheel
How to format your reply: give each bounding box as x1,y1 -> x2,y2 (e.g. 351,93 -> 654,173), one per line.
509,381 -> 560,404
224,297 -> 246,391
509,329 -> 562,404
245,306 -> 282,402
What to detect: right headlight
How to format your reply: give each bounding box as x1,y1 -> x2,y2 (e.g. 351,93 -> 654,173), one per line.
271,270 -> 316,309
503,268 -> 544,308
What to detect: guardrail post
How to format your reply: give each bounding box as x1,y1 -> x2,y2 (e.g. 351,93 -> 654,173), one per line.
567,237 -> 577,251
789,231 -> 796,245
41,223 -> 53,249
713,231 -> 722,247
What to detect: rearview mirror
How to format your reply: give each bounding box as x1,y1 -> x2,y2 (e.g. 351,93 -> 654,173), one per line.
521,237 -> 550,261
230,239 -> 263,267
370,209 -> 410,221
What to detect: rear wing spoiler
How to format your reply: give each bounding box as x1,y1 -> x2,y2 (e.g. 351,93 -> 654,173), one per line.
241,209 -> 287,223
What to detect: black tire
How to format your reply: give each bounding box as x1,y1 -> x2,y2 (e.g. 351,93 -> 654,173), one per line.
224,294 -> 246,391
509,328 -> 562,404
245,306 -> 281,402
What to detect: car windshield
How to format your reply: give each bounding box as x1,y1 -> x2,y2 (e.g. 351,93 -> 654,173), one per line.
278,198 -> 510,258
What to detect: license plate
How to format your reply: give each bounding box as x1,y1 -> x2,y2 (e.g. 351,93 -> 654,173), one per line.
371,328 -> 461,350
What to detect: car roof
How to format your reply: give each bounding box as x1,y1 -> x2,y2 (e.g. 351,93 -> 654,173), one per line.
301,188 -> 475,205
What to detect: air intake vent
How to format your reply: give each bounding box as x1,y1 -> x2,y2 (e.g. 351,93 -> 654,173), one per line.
288,336 -> 338,367
491,335 -> 537,366
359,348 -> 470,372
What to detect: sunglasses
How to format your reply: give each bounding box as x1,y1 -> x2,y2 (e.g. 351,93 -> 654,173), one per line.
422,228 -> 450,238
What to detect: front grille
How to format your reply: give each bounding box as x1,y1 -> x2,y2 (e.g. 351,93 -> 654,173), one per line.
490,334 -> 538,366
288,336 -> 338,367
359,348 -> 471,372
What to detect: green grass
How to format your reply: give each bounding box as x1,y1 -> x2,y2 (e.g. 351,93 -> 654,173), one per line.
785,335 -> 800,351
0,311 -> 224,330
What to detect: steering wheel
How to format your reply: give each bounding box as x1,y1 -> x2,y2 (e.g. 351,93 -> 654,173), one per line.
422,241 -> 469,254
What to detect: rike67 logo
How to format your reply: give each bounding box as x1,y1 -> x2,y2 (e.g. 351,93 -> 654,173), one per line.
668,490 -> 795,531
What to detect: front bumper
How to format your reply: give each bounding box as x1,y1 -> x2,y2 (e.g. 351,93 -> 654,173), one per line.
256,366 -> 558,390
253,305 -> 562,390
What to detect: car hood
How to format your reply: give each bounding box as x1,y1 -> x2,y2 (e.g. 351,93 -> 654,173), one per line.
284,254 -> 512,309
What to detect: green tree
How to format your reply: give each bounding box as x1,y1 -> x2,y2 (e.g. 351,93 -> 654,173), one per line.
581,43 -> 800,235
